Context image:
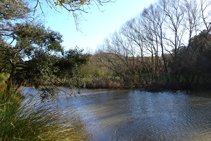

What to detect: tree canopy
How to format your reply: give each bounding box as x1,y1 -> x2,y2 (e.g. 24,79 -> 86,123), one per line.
0,22 -> 63,89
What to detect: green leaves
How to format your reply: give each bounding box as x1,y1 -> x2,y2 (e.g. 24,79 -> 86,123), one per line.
26,51 -> 60,85
0,22 -> 64,93
54,47 -> 90,78
0,0 -> 30,20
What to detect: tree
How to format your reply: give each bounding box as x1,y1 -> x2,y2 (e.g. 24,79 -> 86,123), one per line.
0,22 -> 90,99
0,0 -> 91,96
0,0 -> 30,21
97,0 -> 211,89
0,22 -> 64,92
54,47 -> 90,87
187,28 -> 211,76
183,0 -> 200,42
0,0 -> 30,36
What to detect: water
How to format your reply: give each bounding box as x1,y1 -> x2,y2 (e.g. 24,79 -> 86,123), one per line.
22,87 -> 211,141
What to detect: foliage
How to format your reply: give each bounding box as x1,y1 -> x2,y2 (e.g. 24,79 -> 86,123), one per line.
0,0 -> 30,38
0,84 -> 82,140
55,47 -> 89,78
0,0 -> 91,95
167,28 -> 211,89
187,29 -> 211,74
53,47 -> 90,88
80,53 -> 113,78
0,24 -> 90,98
0,22 -> 90,97
0,0 -> 29,20
0,22 -> 64,92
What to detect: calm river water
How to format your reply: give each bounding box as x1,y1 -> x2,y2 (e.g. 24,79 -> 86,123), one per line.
22,88 -> 211,141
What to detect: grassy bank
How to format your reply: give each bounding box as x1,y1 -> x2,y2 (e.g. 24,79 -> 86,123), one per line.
0,84 -> 83,141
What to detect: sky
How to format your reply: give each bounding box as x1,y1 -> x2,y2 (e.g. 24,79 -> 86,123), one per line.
35,0 -> 157,53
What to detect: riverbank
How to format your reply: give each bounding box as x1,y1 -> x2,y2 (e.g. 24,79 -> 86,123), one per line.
83,77 -> 210,92
23,74 -> 211,93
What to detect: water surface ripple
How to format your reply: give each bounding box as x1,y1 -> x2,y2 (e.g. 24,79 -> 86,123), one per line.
23,88 -> 211,141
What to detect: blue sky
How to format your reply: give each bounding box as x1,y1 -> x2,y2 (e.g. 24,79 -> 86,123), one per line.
37,0 -> 157,53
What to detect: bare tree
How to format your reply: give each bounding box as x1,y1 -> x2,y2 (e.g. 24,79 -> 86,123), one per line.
160,0 -> 186,59
141,4 -> 165,80
183,0 -> 200,41
96,0 -> 211,89
199,0 -> 211,31
121,18 -> 144,64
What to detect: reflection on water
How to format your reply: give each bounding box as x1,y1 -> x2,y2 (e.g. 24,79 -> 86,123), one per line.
22,88 -> 211,141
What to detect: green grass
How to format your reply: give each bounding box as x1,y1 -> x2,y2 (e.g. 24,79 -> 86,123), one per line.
0,84 -> 83,141
0,73 -> 9,83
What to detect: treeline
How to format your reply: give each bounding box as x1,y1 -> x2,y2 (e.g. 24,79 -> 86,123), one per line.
94,0 -> 211,90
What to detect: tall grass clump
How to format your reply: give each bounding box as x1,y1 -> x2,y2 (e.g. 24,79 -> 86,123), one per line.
0,73 -> 9,84
0,84 -> 82,141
